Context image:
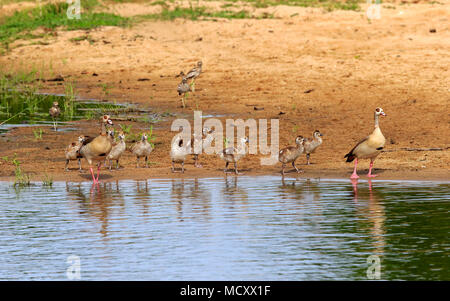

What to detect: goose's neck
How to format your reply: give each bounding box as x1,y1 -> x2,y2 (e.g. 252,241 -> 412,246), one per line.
101,122 -> 107,135
374,113 -> 380,129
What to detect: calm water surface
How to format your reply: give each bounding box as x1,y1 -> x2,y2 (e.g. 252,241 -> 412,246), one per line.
0,176 -> 449,280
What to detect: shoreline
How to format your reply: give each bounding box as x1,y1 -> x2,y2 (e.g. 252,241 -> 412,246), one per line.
1,167 -> 449,183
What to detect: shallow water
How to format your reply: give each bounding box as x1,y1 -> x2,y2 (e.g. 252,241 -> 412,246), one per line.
0,176 -> 449,280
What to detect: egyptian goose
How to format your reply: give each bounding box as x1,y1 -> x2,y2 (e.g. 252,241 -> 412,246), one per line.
131,133 -> 153,168
49,101 -> 60,131
303,130 -> 323,165
219,136 -> 249,174
191,126 -> 215,168
79,115 -> 114,183
184,61 -> 202,91
177,77 -> 191,108
170,132 -> 191,173
107,131 -> 126,170
344,107 -> 387,178
64,135 -> 85,172
278,135 -> 305,175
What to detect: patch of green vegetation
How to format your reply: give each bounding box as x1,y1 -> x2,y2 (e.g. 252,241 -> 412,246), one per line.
212,0 -> 361,11
42,173 -> 53,187
2,154 -> 32,187
33,128 -> 44,140
0,1 -> 129,50
136,6 -> 268,21
69,34 -> 96,44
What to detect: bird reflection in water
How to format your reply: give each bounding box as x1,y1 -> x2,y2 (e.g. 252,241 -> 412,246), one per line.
66,181 -> 124,238
170,178 -> 212,222
351,179 -> 386,255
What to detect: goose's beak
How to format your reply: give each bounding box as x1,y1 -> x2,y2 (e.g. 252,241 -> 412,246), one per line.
107,119 -> 113,125
381,112 -> 386,116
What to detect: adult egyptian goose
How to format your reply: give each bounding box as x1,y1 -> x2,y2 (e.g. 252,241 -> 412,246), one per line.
107,131 -> 126,170
303,130 -> 323,165
131,133 -> 153,168
79,115 -> 114,183
344,107 -> 387,178
191,126 -> 215,168
64,135 -> 85,172
278,135 -> 305,175
219,136 -> 249,174
170,132 -> 191,173
49,101 -> 60,131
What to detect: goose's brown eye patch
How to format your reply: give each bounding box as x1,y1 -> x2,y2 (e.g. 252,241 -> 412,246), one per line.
376,108 -> 380,112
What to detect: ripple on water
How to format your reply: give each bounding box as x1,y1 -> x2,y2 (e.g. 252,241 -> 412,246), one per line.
0,177 -> 449,280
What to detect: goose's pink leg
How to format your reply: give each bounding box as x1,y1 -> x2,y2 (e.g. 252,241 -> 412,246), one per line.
350,158 -> 359,179
89,167 -> 97,184
367,160 -> 377,177
95,163 -> 101,182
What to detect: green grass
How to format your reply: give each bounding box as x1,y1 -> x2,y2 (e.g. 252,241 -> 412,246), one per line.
136,6 -> 269,21
0,1 -> 129,50
2,154 -> 32,187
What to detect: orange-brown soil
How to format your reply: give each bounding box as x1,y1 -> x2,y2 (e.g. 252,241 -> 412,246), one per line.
0,2 -> 449,182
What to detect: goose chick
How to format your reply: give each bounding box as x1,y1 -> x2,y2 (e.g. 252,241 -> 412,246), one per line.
79,115 -> 114,183
64,135 -> 85,172
220,136 -> 249,175
303,130 -> 323,165
170,132 -> 191,173
278,135 -> 305,175
184,61 -> 202,92
344,107 -> 386,179
191,126 -> 215,168
131,133 -> 153,168
107,131 -> 126,170
49,101 -> 60,131
177,77 -> 191,108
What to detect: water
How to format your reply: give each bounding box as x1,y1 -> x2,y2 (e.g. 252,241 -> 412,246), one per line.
0,176 -> 449,280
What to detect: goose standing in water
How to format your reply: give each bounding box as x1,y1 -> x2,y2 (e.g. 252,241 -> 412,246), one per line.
49,101 -> 60,131
303,130 -> 323,165
107,131 -> 126,170
219,136 -> 249,175
79,115 -> 114,183
171,132 -> 191,173
131,133 -> 153,168
344,107 -> 386,179
278,135 -> 305,176
64,135 -> 85,171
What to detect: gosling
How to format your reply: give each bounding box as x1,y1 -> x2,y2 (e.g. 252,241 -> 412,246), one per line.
278,135 -> 305,176
64,135 -> 85,172
131,133 -> 153,168
303,130 -> 323,165
107,131 -> 126,170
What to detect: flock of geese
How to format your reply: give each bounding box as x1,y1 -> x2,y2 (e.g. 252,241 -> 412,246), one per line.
52,60 -> 387,183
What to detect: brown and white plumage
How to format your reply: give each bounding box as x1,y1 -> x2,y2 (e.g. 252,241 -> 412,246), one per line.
170,132 -> 192,173
177,77 -> 191,108
344,107 -> 387,178
49,101 -> 60,131
191,126 -> 215,168
131,133 -> 153,168
219,136 -> 249,174
278,135 -> 305,175
79,115 -> 114,183
64,135 -> 85,171
184,61 -> 202,81
107,131 -> 126,170
303,130 -> 323,165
